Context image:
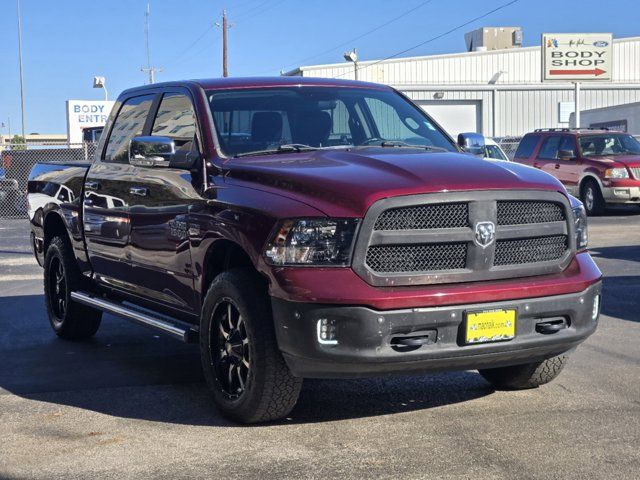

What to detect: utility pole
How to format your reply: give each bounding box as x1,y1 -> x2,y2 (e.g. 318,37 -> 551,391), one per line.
140,3 -> 162,84
216,10 -> 232,77
16,0 -> 26,139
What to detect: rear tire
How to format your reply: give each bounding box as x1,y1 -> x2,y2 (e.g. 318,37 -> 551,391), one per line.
478,354 -> 569,389
44,235 -> 102,340
581,179 -> 605,216
200,268 -> 302,423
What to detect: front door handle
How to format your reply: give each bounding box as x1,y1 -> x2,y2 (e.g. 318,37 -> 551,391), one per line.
129,187 -> 149,196
85,181 -> 100,191
555,164 -> 560,169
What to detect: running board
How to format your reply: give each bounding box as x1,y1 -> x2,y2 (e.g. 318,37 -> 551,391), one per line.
70,291 -> 197,343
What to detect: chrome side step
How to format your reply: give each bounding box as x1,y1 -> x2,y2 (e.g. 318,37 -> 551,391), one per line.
70,291 -> 197,343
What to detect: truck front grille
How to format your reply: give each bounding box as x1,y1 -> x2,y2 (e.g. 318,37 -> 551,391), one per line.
352,191 -> 574,286
630,167 -> 640,180
494,235 -> 568,266
497,201 -> 565,225
365,243 -> 467,273
374,203 -> 468,230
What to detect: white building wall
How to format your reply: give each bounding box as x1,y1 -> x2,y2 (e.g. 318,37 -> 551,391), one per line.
287,37 -> 640,137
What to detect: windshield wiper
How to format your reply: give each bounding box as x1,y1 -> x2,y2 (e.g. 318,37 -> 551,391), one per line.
234,144 -> 318,158
379,140 -> 449,152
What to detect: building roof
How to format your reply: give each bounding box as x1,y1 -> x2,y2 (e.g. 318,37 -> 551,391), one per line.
284,36 -> 640,75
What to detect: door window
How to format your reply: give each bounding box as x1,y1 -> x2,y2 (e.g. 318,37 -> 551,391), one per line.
151,93 -> 199,152
557,136 -> 576,159
103,95 -> 155,163
537,136 -> 562,159
514,135 -> 539,159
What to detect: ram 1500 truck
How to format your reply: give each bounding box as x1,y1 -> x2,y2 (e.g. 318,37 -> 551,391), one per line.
28,77 -> 602,423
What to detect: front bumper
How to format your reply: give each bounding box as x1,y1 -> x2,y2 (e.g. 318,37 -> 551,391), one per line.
602,185 -> 640,204
272,282 -> 602,378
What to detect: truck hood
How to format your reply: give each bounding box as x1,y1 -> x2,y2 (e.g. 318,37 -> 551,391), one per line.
586,154 -> 640,168
223,147 -> 566,217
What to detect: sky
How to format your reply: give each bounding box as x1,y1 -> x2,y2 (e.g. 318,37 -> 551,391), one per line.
1,0 -> 639,134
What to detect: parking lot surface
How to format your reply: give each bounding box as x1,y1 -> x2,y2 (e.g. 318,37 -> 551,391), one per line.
1,211 -> 639,480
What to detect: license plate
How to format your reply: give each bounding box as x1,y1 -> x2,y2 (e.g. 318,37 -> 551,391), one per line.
465,309 -> 516,344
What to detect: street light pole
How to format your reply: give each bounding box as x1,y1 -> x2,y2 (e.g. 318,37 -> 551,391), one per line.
16,0 -> 26,140
343,48 -> 359,81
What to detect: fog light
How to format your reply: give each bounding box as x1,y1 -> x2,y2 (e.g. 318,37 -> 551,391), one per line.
317,318 -> 337,345
592,295 -> 601,321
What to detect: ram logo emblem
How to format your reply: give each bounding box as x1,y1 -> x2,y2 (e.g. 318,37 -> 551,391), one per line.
474,221 -> 496,248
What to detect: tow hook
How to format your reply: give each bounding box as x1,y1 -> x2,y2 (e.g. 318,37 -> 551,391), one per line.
535,318 -> 568,334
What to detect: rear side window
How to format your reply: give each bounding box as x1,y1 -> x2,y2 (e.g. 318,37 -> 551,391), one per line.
151,93 -> 199,152
514,135 -> 539,159
538,136 -> 562,159
103,94 -> 155,163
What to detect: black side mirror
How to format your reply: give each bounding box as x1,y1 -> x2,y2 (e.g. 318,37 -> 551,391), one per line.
457,132 -> 486,156
558,149 -> 576,160
169,150 -> 200,170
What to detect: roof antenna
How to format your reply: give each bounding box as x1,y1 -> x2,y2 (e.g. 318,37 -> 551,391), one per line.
140,3 -> 162,84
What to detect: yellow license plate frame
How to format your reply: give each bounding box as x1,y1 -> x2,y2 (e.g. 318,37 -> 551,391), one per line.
465,309 -> 516,344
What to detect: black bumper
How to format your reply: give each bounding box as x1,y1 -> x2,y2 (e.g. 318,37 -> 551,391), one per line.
272,282 -> 602,378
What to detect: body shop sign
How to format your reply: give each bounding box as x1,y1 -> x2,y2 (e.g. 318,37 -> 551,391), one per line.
66,100 -> 115,143
542,33 -> 612,82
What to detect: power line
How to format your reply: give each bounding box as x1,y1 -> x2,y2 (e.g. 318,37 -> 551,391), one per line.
333,0 -> 520,79
165,23 -> 215,67
233,0 -> 288,23
276,0 -> 437,73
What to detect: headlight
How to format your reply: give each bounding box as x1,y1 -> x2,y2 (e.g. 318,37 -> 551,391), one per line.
604,168 -> 629,179
265,219 -> 359,266
572,205 -> 588,250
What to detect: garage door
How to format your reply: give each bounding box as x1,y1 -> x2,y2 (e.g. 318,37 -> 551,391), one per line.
418,101 -> 481,138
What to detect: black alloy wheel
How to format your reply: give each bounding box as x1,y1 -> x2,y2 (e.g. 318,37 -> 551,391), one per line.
212,299 -> 250,398
48,256 -> 67,321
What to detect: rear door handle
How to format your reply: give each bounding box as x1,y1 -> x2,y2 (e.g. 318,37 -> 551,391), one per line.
129,187 -> 149,196
85,181 -> 100,191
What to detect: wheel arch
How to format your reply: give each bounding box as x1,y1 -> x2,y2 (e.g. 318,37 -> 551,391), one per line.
578,173 -> 603,197
43,210 -> 71,254
201,239 -> 265,298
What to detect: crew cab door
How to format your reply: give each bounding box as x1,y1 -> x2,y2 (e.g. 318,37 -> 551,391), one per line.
535,135 -> 562,179
126,90 -> 202,314
84,94 -> 156,289
554,136 -> 581,195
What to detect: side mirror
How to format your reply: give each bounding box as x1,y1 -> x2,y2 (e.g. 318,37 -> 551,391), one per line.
558,149 -> 576,161
129,136 -> 175,167
457,132 -> 486,156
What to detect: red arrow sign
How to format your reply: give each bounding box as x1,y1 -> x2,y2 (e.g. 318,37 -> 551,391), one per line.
549,68 -> 607,76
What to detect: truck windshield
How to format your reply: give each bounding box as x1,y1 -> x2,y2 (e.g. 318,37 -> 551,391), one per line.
579,134 -> 640,157
207,87 -> 456,157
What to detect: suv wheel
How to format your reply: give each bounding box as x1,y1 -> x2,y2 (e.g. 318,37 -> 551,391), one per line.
478,354 -> 568,389
44,235 -> 102,339
200,269 -> 303,423
581,179 -> 605,216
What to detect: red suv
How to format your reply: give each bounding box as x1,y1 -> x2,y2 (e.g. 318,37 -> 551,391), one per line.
514,128 -> 640,215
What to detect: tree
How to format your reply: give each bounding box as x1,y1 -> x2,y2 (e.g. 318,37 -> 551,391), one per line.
10,135 -> 26,150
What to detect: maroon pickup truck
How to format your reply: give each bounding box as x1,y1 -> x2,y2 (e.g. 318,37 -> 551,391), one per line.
28,77 -> 602,423
514,128 -> 640,215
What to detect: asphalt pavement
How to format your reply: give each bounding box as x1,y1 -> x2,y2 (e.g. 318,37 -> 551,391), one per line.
1,210 -> 639,480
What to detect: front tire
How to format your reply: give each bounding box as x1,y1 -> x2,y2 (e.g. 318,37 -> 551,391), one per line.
44,235 -> 102,340
581,180 -> 605,216
200,269 -> 302,423
478,354 -> 569,389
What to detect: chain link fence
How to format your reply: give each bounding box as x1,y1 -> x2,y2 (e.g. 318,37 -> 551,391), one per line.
0,142 -> 97,219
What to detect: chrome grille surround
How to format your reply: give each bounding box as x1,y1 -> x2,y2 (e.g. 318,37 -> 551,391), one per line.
352,191 -> 575,287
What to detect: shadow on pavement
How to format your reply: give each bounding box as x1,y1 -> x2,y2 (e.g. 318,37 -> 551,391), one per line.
590,245 -> 640,263
0,294 -> 494,427
600,276 -> 640,324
